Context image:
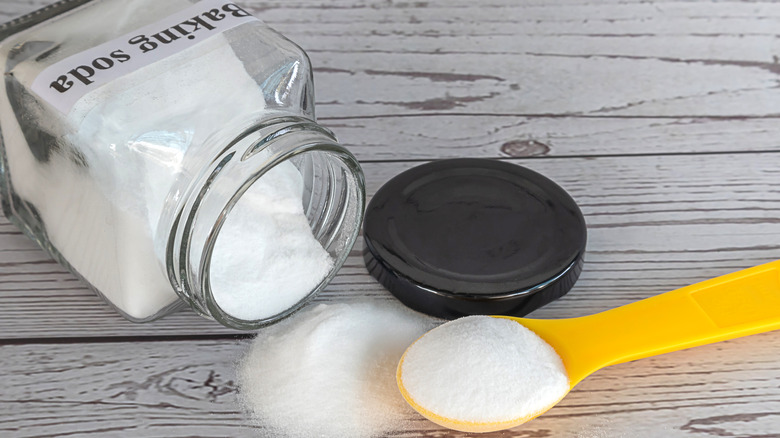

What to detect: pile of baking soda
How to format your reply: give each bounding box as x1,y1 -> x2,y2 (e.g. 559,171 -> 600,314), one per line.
238,300 -> 439,438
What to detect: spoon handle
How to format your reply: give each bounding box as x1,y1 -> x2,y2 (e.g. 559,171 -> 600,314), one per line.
516,260 -> 780,386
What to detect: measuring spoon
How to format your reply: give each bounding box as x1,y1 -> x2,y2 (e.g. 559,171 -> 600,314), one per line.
397,260 -> 780,433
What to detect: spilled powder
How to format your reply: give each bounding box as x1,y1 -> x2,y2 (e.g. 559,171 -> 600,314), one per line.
238,300 -> 439,438
399,315 -> 569,424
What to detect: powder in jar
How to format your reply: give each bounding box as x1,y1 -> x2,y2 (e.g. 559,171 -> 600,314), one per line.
399,315 -> 569,424
237,300 -> 439,438
210,160 -> 333,320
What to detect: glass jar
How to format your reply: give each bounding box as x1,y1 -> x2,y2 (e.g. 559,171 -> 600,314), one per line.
0,0 -> 365,329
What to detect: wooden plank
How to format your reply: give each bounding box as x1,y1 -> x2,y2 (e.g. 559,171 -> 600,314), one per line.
1,152 -> 779,338
1,332 -> 778,436
2,0 -> 780,117
262,0 -> 780,118
330,116 -> 780,160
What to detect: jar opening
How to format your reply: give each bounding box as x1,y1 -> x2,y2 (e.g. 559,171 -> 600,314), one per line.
206,148 -> 361,325
166,118 -> 365,330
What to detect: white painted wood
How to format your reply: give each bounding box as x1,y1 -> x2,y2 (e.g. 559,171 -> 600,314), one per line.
259,0 -> 780,118
332,116 -> 780,160
1,333 -> 779,437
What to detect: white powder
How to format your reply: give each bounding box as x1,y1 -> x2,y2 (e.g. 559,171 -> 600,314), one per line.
399,315 -> 570,424
237,300 -> 439,438
210,161 -> 333,320
1,20 -> 332,320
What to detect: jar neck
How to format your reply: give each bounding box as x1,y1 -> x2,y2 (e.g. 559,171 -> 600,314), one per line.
164,115 -> 364,329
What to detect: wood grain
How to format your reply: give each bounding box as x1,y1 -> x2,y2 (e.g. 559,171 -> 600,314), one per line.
1,333 -> 778,437
333,116 -> 780,161
260,0 -> 780,118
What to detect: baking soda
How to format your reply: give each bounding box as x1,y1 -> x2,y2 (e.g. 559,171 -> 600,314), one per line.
237,300 -> 439,438
399,315 -> 569,424
0,27 -> 332,320
210,161 -> 333,320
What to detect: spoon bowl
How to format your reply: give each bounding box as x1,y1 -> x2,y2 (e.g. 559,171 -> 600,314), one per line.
397,260 -> 780,433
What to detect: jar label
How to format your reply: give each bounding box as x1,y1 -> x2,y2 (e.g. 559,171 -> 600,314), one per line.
30,0 -> 259,114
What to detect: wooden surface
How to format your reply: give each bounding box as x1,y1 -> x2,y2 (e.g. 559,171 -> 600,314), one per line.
2,0 -> 780,437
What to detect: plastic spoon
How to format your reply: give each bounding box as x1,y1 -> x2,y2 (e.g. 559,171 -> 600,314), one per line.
397,260 -> 780,433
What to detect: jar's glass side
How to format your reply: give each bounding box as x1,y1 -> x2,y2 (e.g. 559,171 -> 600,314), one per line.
0,0 -> 346,324
0,7 -> 196,319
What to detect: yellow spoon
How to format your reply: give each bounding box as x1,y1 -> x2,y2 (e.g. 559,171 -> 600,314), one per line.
397,260 -> 780,433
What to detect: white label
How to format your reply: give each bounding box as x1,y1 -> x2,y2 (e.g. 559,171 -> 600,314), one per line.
31,0 -> 259,113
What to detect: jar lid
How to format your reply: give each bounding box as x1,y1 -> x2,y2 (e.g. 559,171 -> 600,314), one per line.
363,158 -> 586,319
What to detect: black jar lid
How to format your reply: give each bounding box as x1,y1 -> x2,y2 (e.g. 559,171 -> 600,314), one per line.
363,158 -> 586,319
